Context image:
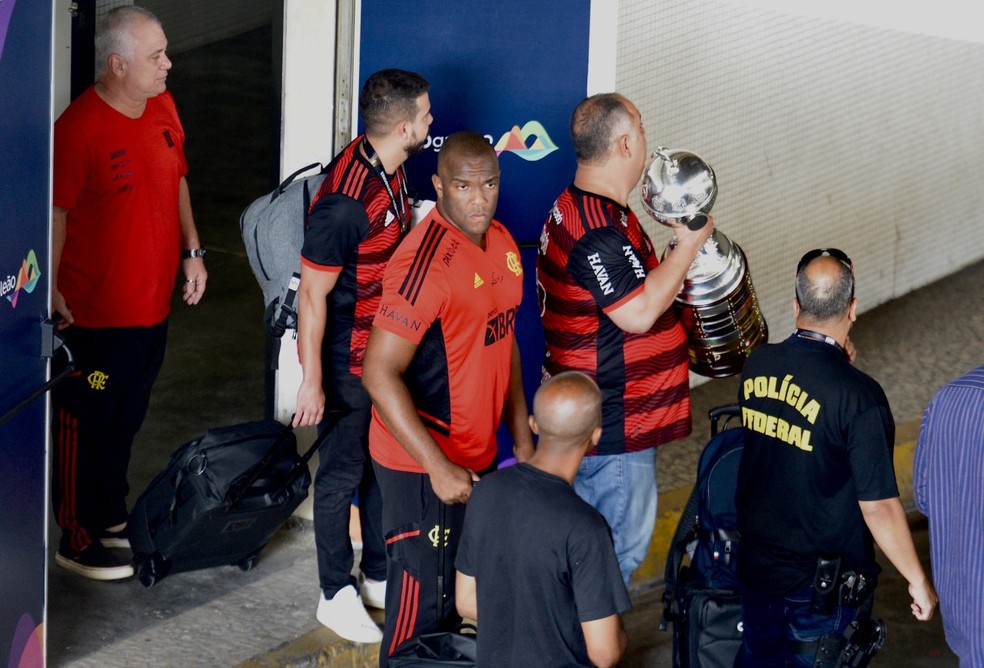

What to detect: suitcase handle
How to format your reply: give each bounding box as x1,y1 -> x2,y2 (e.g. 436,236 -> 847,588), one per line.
709,404 -> 741,437
227,408 -> 348,510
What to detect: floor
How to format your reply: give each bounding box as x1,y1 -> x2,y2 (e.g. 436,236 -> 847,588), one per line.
45,25 -> 976,667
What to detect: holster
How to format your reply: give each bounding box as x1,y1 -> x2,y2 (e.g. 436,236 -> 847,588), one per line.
810,557 -> 875,614
810,618 -> 887,668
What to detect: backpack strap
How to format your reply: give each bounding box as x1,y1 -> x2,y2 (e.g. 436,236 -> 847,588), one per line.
276,162 -> 324,197
266,163 -> 324,338
268,273 -> 301,338
660,479 -> 700,630
661,403 -> 742,630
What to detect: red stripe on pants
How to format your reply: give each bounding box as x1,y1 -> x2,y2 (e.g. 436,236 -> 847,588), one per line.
389,569 -> 421,654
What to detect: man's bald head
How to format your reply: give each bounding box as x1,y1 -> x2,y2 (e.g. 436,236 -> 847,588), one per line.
570,93 -> 634,164
437,131 -> 496,173
795,255 -> 854,323
531,372 -> 602,450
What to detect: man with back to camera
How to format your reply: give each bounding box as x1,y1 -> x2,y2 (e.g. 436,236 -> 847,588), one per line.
456,371 -> 631,668
362,131 -> 535,665
735,248 -> 938,667
51,5 -> 207,581
914,363 -> 984,666
291,68 -> 432,643
536,93 -> 714,586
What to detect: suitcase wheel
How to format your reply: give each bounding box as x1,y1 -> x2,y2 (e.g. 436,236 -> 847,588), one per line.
135,553 -> 163,588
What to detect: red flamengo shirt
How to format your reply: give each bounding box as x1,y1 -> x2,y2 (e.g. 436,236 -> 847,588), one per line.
369,208 -> 525,474
53,87 -> 187,328
536,184 -> 691,455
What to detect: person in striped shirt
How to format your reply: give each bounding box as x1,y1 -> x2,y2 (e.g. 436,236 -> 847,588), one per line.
915,364 -> 984,666
293,68 -> 432,644
536,93 -> 713,585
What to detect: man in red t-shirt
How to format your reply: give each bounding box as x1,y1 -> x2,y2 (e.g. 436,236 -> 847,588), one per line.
291,69 -> 432,644
537,93 -> 713,585
51,7 -> 207,581
362,132 -> 535,664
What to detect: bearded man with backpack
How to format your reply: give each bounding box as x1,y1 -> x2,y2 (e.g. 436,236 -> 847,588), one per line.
291,68 -> 432,643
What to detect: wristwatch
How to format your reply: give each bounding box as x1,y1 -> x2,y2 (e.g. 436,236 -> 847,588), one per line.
182,247 -> 207,259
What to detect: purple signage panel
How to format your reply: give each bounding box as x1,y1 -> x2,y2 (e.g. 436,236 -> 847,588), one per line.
0,0 -> 52,665
360,0 -> 591,462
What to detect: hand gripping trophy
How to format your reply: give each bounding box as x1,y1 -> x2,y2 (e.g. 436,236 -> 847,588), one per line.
641,147 -> 768,377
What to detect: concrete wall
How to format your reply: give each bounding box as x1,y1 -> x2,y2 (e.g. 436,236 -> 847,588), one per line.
617,0 -> 984,352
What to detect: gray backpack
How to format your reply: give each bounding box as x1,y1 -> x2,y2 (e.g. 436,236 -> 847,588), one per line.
239,163 -> 327,337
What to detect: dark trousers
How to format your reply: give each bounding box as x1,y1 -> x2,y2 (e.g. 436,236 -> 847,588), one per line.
314,404 -> 386,597
372,461 -> 467,666
51,322 -> 167,553
735,582 -> 868,668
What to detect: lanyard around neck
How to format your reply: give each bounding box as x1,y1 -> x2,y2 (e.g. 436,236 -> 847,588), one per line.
362,137 -> 409,232
794,328 -> 848,359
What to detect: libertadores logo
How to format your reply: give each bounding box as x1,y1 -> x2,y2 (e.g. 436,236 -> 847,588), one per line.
493,121 -> 558,161
2,249 -> 41,308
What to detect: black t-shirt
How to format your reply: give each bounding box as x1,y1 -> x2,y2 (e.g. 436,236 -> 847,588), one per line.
735,334 -> 899,595
456,463 -> 631,667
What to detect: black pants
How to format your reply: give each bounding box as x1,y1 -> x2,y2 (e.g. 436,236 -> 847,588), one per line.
313,403 -> 386,597
51,322 -> 167,553
373,461 -> 467,666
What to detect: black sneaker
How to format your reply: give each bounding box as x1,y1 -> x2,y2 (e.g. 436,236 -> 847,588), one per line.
96,525 -> 130,549
56,542 -> 134,581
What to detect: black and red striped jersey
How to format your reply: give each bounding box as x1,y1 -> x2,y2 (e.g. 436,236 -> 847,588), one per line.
536,184 -> 692,454
300,135 -> 408,402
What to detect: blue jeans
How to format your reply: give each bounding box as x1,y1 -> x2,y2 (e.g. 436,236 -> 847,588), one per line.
572,448 -> 657,586
736,583 -> 864,668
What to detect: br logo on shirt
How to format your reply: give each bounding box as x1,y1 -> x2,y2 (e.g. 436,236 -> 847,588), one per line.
485,306 -> 517,346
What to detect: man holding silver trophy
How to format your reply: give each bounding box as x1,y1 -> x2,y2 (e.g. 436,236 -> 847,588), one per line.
536,93 -> 714,585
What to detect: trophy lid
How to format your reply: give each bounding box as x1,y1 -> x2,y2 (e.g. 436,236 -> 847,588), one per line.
641,147 -> 717,227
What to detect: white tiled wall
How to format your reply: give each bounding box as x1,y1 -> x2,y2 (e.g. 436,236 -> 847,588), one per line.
618,0 -> 984,342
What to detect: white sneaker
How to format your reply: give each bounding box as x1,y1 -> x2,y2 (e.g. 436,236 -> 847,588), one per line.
360,576 -> 387,609
316,585 -> 383,643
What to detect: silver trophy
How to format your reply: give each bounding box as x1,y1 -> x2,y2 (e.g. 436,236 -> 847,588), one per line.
641,147 -> 768,377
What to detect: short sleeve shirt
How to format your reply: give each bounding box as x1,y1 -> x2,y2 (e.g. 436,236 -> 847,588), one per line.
368,208 -> 524,473
456,464 -> 631,666
736,334 -> 899,594
300,135 -> 408,400
537,184 -> 691,455
53,87 -> 187,327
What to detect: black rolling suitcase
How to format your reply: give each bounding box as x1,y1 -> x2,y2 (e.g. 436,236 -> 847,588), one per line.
128,412 -> 340,587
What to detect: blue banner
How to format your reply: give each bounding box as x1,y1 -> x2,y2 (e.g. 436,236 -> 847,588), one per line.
360,0 -> 591,461
0,0 -> 52,664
